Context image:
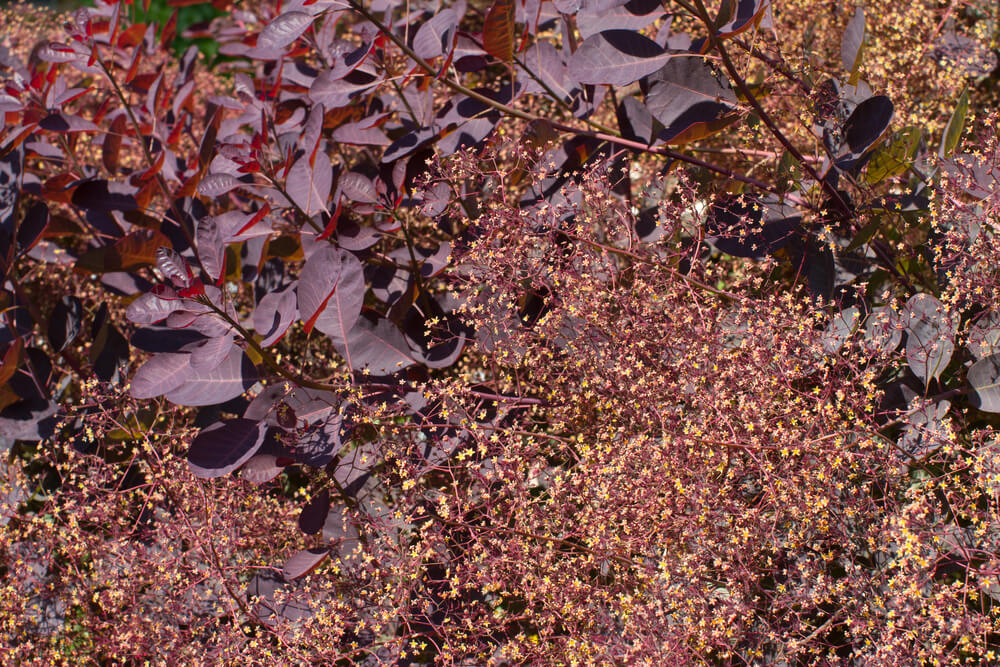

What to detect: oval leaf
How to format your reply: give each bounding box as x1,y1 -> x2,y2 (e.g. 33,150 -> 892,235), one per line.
569,30 -> 673,87
283,547 -> 329,580
483,0 -> 515,61
188,418 -> 267,478
259,11 -> 313,50
163,349 -> 258,406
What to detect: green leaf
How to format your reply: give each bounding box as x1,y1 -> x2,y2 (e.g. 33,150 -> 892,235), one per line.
865,126 -> 920,184
939,89 -> 969,159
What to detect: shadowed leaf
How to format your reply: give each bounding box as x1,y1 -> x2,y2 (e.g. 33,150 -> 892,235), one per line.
569,30 -> 673,86
188,418 -> 267,478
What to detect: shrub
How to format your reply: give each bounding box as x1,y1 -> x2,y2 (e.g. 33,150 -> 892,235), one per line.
1,0 -> 1000,663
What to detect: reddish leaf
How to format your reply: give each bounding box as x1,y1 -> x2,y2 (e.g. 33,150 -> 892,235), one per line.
0,338 -> 24,388
483,0 -> 515,61
102,114 -> 127,174
283,547 -> 329,579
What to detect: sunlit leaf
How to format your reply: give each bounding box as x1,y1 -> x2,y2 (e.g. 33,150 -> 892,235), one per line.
483,0 -> 515,61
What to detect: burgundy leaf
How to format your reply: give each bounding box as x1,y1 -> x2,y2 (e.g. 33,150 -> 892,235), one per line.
258,11 -> 313,50
331,311 -> 420,375
298,488 -> 331,535
568,30 -> 674,86
187,418 -> 267,479
197,172 -> 242,197
577,0 -> 666,40
163,349 -> 258,406
252,285 -> 298,347
242,454 -> 286,484
483,0 -> 515,61
413,9 -> 458,60
297,246 -> 343,333
286,152 -> 333,216
71,180 -> 138,212
156,246 -> 192,289
130,352 -> 191,399
283,547 -> 329,580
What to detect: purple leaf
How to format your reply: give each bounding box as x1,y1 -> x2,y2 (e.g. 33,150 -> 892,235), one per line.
309,69 -> 381,108
312,250 -> 365,339
258,11 -> 313,50
568,30 -> 674,86
517,41 -> 575,101
47,295 -> 82,353
332,311 -> 420,375
187,418 -> 267,479
242,455 -> 285,484
39,113 -> 99,134
338,171 -> 378,204
300,103 -> 325,156
196,216 -> 224,282
577,0 -> 666,40
156,246 -> 192,289
297,246 -> 343,333
18,201 -> 49,253
835,96 -> 894,170
130,352 -> 192,399
286,152 -> 333,216
185,334 -> 235,373
126,289 -> 181,325
903,293 -> 957,387
197,172 -> 242,197
163,349 -> 258,406
71,180 -> 138,212
332,442 -> 379,493
646,57 -> 737,144
253,286 -> 298,347
331,120 -> 390,146
283,547 -> 329,580
412,9 -> 458,60
716,0 -> 768,37
37,42 -> 83,64
298,488 -> 331,535
841,7 -> 865,74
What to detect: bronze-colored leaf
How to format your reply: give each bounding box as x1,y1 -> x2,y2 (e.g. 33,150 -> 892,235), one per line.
483,0 -> 515,62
